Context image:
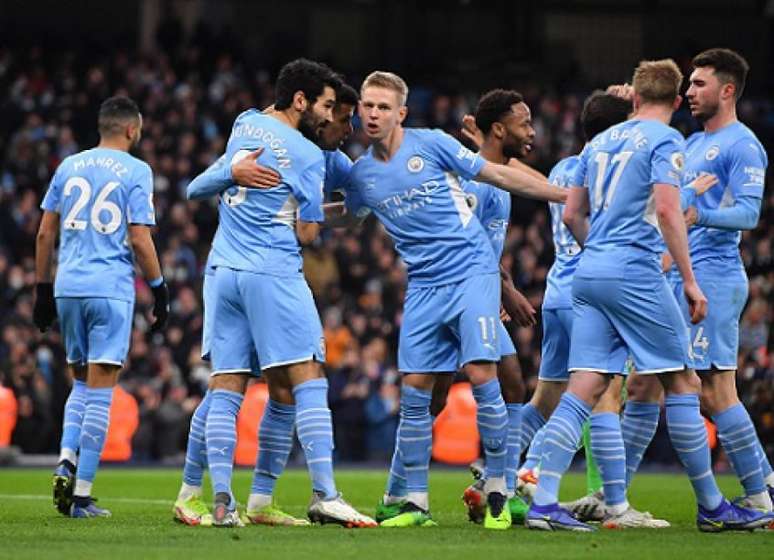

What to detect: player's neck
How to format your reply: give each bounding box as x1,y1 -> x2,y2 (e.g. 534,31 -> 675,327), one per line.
702,105 -> 737,134
478,141 -> 508,165
372,126 -> 404,161
97,137 -> 130,152
272,109 -> 300,130
633,104 -> 673,125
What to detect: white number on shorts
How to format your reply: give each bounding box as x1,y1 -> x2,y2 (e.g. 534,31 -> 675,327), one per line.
63,177 -> 123,234
692,326 -> 709,355
477,316 -> 497,343
592,150 -> 633,211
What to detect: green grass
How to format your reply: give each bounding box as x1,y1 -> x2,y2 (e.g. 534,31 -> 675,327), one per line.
0,468 -> 770,560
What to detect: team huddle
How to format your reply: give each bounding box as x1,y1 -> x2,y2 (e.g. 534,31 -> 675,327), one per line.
33,48 -> 774,532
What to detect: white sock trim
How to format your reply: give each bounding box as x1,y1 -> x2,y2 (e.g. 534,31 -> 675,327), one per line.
59,448 -> 77,466
178,483 -> 202,500
247,493 -> 273,511
74,479 -> 93,498
406,491 -> 429,511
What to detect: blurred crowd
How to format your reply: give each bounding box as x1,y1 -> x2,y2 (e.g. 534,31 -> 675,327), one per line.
0,41 -> 772,467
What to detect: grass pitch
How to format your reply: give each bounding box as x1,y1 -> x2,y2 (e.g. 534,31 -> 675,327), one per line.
0,468 -> 771,560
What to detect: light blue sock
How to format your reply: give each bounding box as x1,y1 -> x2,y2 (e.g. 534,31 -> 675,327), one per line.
713,403 -> 766,496
385,424 -> 408,498
395,385 -> 433,496
664,393 -> 723,510
293,378 -> 337,499
519,403 -> 546,468
182,390 -> 211,487
532,392 -> 590,506
251,399 -> 295,496
522,424 -> 548,471
505,403 -> 523,494
590,412 -> 627,507
758,440 -> 773,483
74,387 -> 113,495
205,389 -> 244,503
472,379 -> 508,481
60,379 -> 87,460
621,401 -> 660,486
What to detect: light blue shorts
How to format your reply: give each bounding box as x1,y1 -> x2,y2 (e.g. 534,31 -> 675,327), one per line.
56,297 -> 133,366
568,272 -> 690,375
399,273 -> 500,373
498,320 -> 517,357
538,307 -> 574,381
669,261 -> 747,371
210,267 -> 324,375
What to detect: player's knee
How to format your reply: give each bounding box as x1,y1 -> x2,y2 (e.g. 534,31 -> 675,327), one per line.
497,356 -> 525,403
87,363 -> 121,387
531,381 -> 566,417
464,360 -> 497,386
430,375 -> 453,416
268,383 -> 294,405
71,365 -> 88,382
567,371 -> 609,406
210,373 -> 248,394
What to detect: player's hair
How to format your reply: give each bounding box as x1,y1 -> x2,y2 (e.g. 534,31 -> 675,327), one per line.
580,91 -> 632,141
692,48 -> 749,99
474,89 -> 525,134
336,82 -> 359,107
98,96 -> 141,137
274,58 -> 342,111
360,71 -> 409,106
632,59 -> 683,105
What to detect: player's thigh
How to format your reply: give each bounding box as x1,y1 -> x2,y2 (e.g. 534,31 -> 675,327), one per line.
56,297 -> 88,367
82,297 -> 133,366
538,307 -> 573,382
604,275 -> 690,375
568,279 -> 628,375
398,284 -> 458,374
452,273 -> 501,367
240,273 -> 324,370
692,268 -> 748,371
210,267 -> 254,375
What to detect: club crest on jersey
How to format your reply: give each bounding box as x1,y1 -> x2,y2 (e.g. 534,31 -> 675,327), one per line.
407,156 -> 425,173
705,146 -> 720,161
670,152 -> 685,171
465,193 -> 479,211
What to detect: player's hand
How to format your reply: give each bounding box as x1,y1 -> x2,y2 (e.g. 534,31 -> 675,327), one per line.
231,148 -> 281,189
33,282 -> 56,332
688,173 -> 718,196
461,114 -> 484,150
503,286 -> 537,327
683,280 -> 708,324
606,83 -> 634,101
500,306 -> 511,323
150,282 -> 170,333
684,206 -> 699,227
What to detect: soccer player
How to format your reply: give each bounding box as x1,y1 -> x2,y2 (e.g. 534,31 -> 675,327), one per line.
675,48 -> 773,512
526,59 -> 771,532
173,84 -> 359,527
188,59 -> 374,528
344,71 -> 566,529
35,96 -> 169,517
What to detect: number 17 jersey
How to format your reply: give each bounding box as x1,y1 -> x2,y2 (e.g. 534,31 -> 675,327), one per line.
40,147 -> 156,302
572,119 -> 685,278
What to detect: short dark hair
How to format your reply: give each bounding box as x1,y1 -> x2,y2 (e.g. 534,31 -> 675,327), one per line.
274,58 -> 342,111
474,89 -> 524,134
336,82 -> 359,108
692,48 -> 749,98
580,91 -> 632,140
98,96 -> 140,137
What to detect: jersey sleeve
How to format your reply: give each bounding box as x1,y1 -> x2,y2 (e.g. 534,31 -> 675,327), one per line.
127,163 -> 156,226
323,150 -> 353,195
423,130 -> 485,180
650,133 -> 685,188
294,157 -> 325,223
186,154 -> 232,200
40,164 -> 65,213
570,145 -> 591,188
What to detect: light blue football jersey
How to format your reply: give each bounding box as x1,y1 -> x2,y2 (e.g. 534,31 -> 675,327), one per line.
344,128 -> 496,286
544,155 -> 582,309
571,119 -> 686,278
209,110 -> 325,276
462,177 -> 511,259
324,149 -> 353,195
683,121 -> 766,265
40,147 -> 155,302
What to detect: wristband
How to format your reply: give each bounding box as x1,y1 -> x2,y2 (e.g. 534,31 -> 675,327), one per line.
148,276 -> 164,288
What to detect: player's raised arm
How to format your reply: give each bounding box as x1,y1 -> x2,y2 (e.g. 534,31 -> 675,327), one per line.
186,148 -> 280,200
476,160 -> 566,202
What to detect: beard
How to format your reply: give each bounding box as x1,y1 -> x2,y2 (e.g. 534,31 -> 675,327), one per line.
692,100 -> 719,123
298,108 -> 323,142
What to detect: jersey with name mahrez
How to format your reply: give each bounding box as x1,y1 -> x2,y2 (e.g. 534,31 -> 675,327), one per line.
344,128 -> 497,286
40,147 -> 155,302
462,177 -> 510,259
683,121 -> 766,266
209,110 -> 325,276
544,155 -> 582,309
571,119 -> 685,278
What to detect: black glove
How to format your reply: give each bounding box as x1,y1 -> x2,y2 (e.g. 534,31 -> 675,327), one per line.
33,282 -> 56,332
150,282 -> 170,332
